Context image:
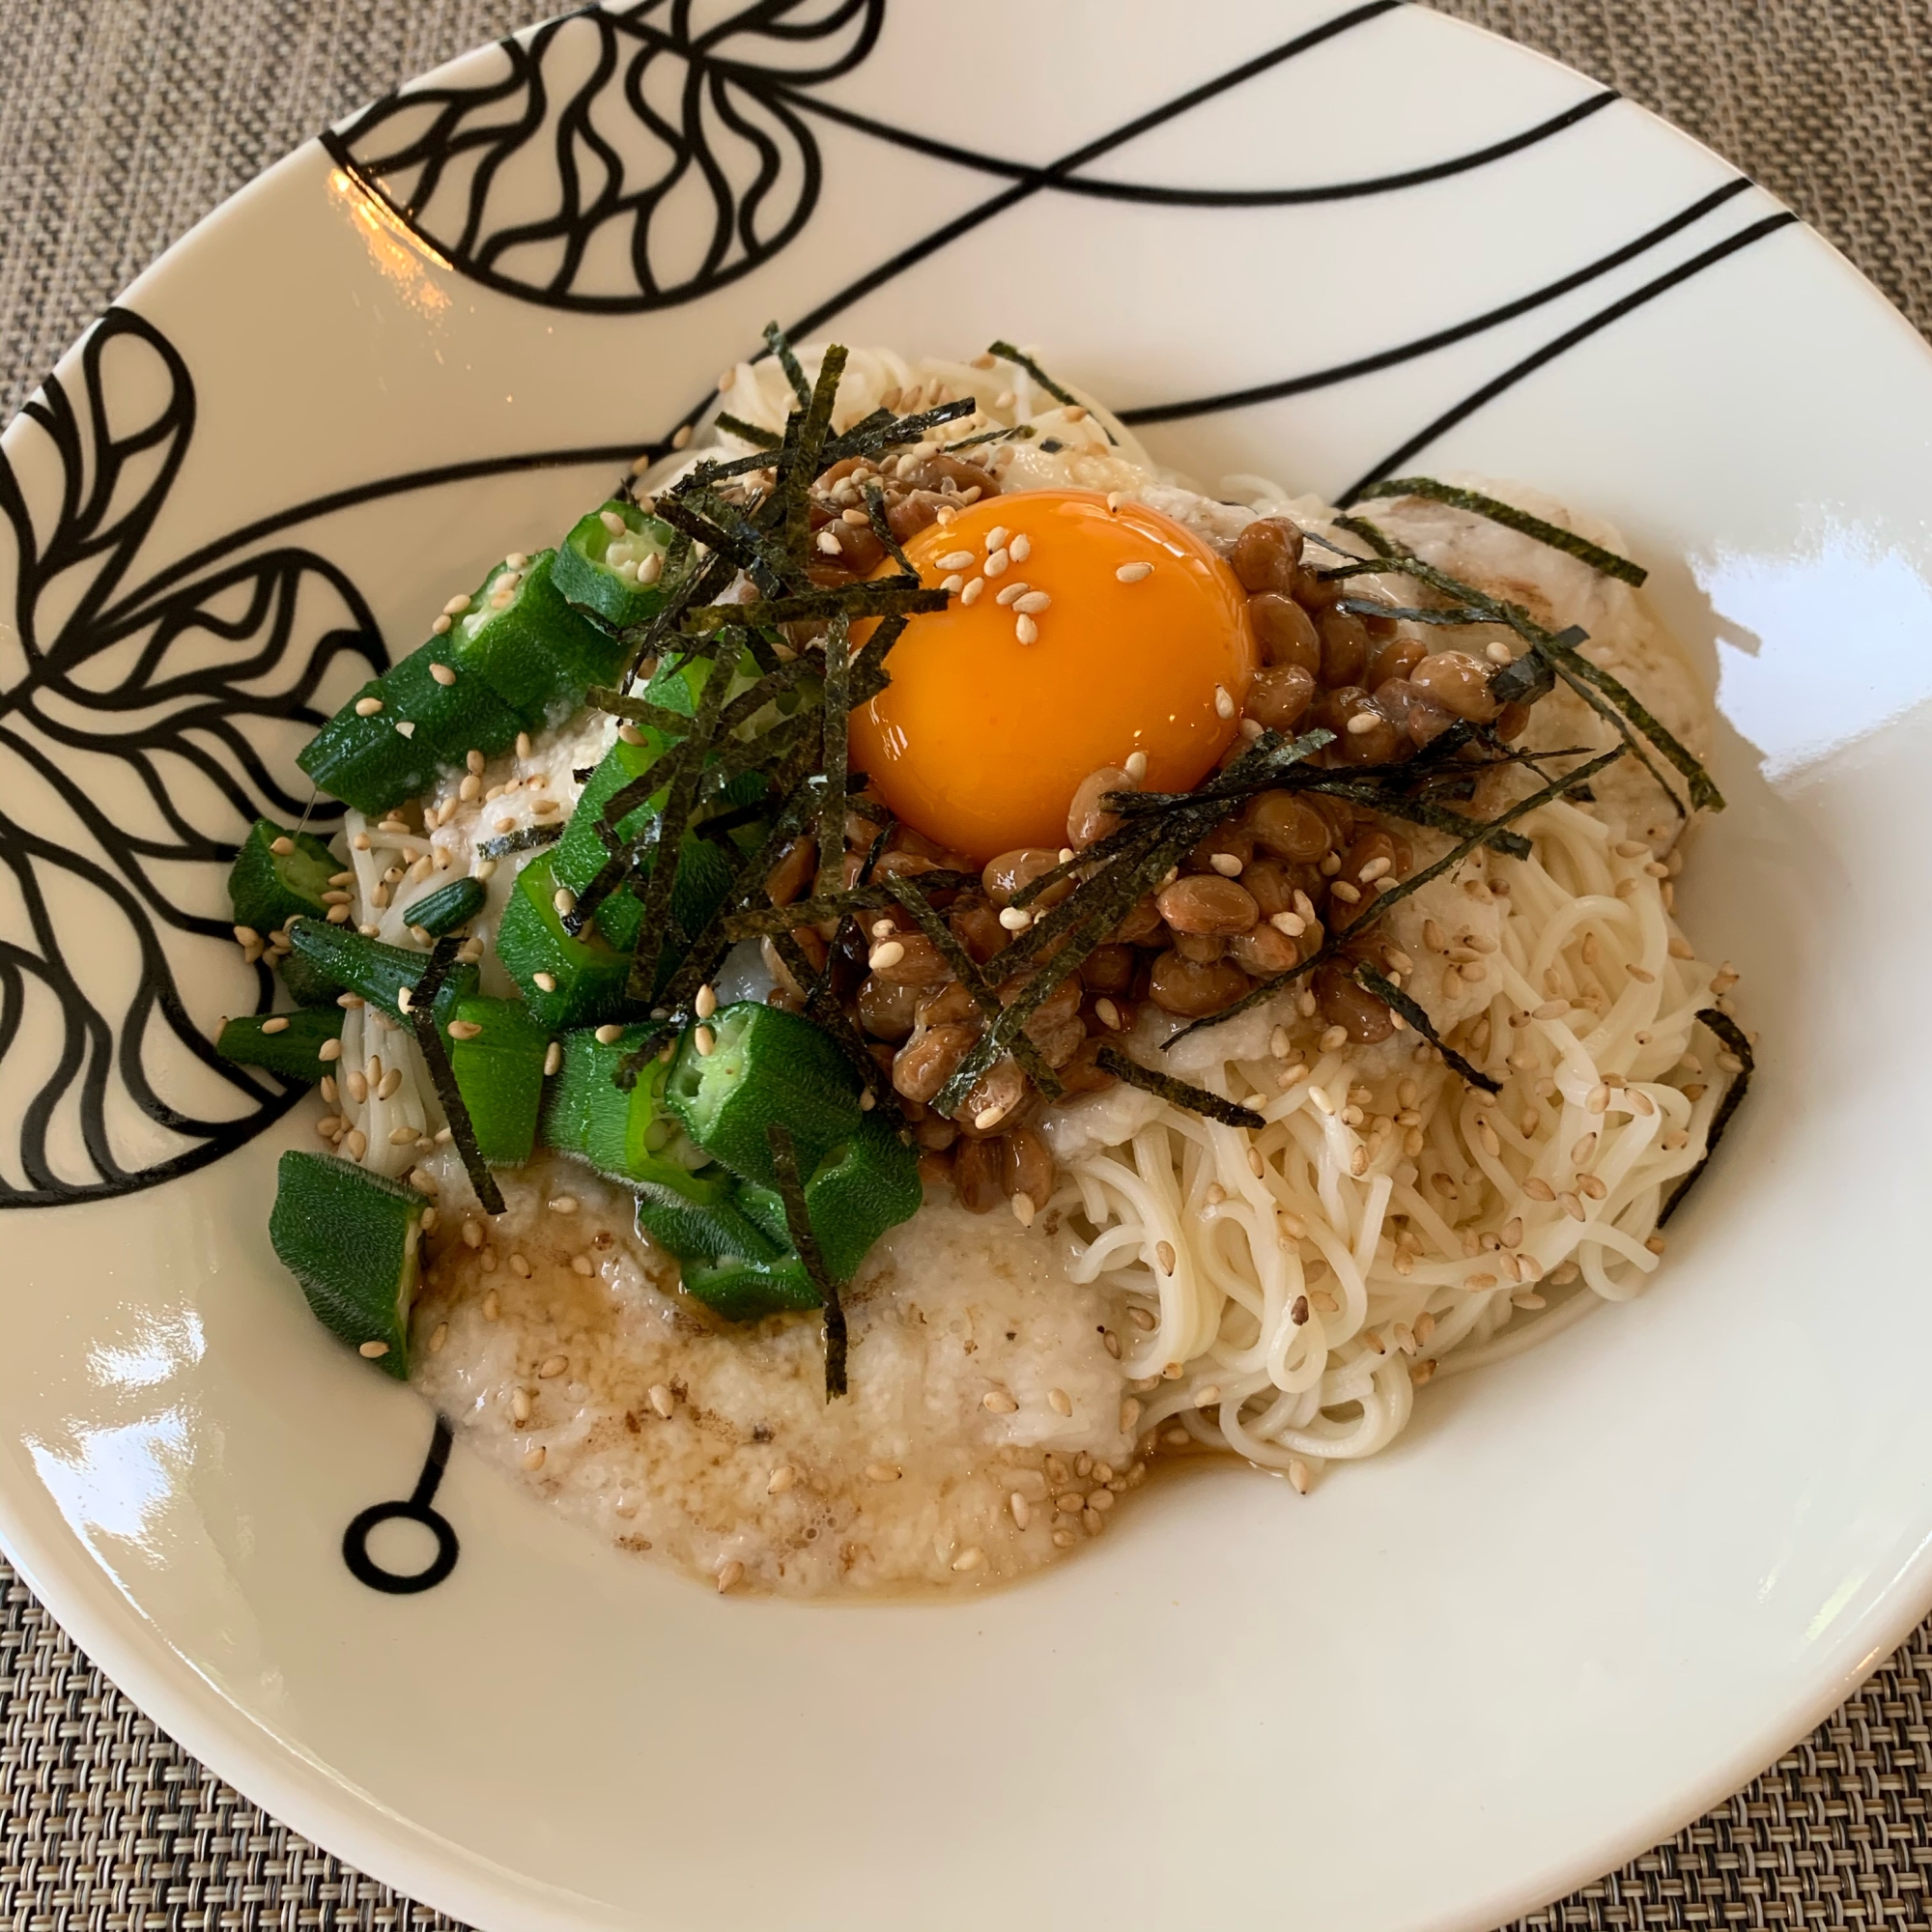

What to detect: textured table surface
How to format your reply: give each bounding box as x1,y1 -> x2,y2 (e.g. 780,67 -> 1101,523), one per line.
3,2 -> 1930,1926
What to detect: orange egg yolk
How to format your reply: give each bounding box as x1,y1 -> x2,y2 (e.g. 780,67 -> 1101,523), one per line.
848,491 -> 1256,863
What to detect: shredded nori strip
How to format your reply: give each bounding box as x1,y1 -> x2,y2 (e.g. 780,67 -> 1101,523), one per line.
768,927 -> 905,1129
712,411 -> 781,450
987,340 -> 1118,445
1347,476 -> 1649,586
1299,777 -> 1534,861
1094,1047 -> 1264,1129
944,423 -> 1037,451
584,686 -> 700,738
1351,963 -> 1501,1094
1334,517 -> 1719,815
1161,746 -> 1630,1050
1335,599 -> 1494,628
861,482 -> 918,579
409,936 -> 506,1215
681,582 -> 947,633
814,613 -> 852,902
763,324 -> 811,411
881,873 -> 1065,1102
475,822 -> 563,861
1658,1009 -> 1754,1227
765,1121 -> 847,1401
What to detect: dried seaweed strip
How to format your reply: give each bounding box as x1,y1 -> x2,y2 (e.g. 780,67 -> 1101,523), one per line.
1658,1009 -> 1755,1227
714,654 -> 819,736
1351,964 -> 1501,1094
683,582 -> 946,634
943,424 -> 1037,451
858,805 -> 897,886
651,495 -> 753,572
585,686 -> 701,738
762,324 -> 812,410
848,611 -> 909,705
476,823 -> 562,861
1349,476 -> 1648,586
409,937 -> 505,1215
881,875 -> 1065,1102
987,340 -> 1117,445
626,659 -> 730,998
1094,1047 -> 1264,1129
1335,599 -> 1494,628
713,411 -> 782,450
1303,779 -> 1533,861
765,1121 -> 847,1400
768,928 -> 906,1131
1538,633 -> 1721,810
861,483 -> 919,579
781,345 -> 848,572
814,613 -> 851,902
1163,747 -> 1629,1049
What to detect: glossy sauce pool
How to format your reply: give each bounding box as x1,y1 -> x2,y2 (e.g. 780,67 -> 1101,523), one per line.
411,1154 -> 1143,1596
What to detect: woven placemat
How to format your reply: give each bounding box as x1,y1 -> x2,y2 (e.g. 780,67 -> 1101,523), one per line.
2,3 -> 1929,1925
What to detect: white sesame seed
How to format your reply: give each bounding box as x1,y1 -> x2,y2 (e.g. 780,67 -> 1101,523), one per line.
951,1547 -> 984,1573
1013,590 -> 1051,615
1116,560 -> 1153,584
1208,852 -> 1243,878
1014,613 -> 1038,645
982,1389 -> 1018,1414
1046,1387 -> 1072,1417
593,1023 -> 624,1044
358,1340 -> 389,1358
432,614 -> 452,635
936,551 -> 975,572
428,661 -> 457,688
866,1463 -> 900,1484
997,906 -> 1032,932
445,1019 -> 483,1040
671,424 -> 693,450
983,548 -> 1010,579
1485,640 -> 1514,665
648,1383 -> 675,1418
1156,1239 -> 1177,1273
868,939 -> 906,971
354,696 -> 384,717
995,580 -> 1030,607
1345,711 -> 1379,736
1010,1191 -> 1036,1228
973,1104 -> 1008,1132
716,1559 -> 743,1593
542,1039 -> 562,1077
442,594 -> 471,617
318,1038 -> 343,1063
1094,997 -> 1122,1031
1123,751 -> 1149,782
553,887 -> 577,918
1213,685 -> 1236,720
960,577 -> 985,606
694,1025 -> 716,1056
695,982 -> 718,1019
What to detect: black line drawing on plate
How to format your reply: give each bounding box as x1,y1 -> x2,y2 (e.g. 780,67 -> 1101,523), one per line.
325,0 -> 1615,322
0,305 -> 667,1208
343,1415 -> 461,1594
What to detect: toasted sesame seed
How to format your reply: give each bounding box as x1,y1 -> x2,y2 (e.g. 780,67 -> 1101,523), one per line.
1123,750 -> 1149,781
866,1462 -> 900,1484
511,1388 -> 533,1422
1047,1387 -> 1072,1416
982,1389 -> 1018,1414
716,1559 -> 743,1594
1560,1191 -> 1586,1221
996,905 -> 1032,932
868,939 -> 906,971
1009,532 -> 1032,563
445,1019 -> 483,1040
694,1024 -> 716,1056
593,1023 -> 624,1045
935,550 -> 975,572
973,1104 -> 1007,1132
960,578 -> 985,606
553,887 -> 577,918
1116,561 -> 1153,584
1156,1239 -> 1178,1273
767,1463 -> 796,1495
507,1252 -> 531,1278
1009,1492 -> 1031,1530
358,1339 -> 389,1358
1213,684 -> 1236,720
1345,711 -> 1379,736
694,982 -> 718,1020
537,1353 -> 568,1379
1014,613 -> 1038,645
648,1383 -> 675,1418
1011,1191 -> 1036,1228
1270,911 -> 1307,939
1523,1177 -> 1556,1202
530,971 -> 558,995
1094,996 -> 1122,1031
1209,852 -> 1242,877
983,548 -> 1010,579
318,1038 -> 343,1063
950,1546 -> 985,1574
1586,1084 -> 1610,1114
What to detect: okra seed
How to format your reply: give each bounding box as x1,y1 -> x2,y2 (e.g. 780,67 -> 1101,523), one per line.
358,1340 -> 389,1358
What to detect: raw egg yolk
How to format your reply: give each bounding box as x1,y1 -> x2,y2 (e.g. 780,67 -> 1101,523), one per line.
847,491 -> 1256,863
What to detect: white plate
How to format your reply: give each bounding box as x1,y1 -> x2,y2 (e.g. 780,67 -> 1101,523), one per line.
5,4 -> 1931,1928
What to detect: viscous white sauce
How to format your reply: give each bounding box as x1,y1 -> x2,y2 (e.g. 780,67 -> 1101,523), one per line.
412,1155 -> 1139,1595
